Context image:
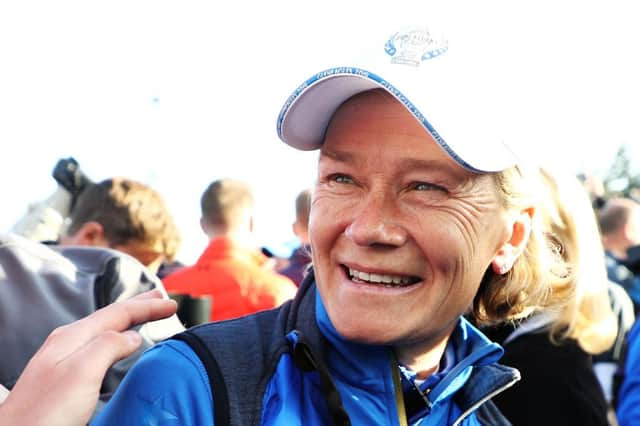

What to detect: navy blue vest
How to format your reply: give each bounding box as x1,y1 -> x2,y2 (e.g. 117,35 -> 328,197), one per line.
172,270 -> 511,426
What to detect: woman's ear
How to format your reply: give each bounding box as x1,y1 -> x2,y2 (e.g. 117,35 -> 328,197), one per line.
492,207 -> 535,275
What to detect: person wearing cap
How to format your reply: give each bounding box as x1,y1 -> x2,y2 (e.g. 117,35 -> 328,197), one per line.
92,26 -> 570,425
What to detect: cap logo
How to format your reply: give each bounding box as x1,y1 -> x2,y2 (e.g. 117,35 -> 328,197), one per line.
384,28 -> 448,67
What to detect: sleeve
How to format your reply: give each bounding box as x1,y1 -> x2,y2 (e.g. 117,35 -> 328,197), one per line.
91,340 -> 214,426
617,322 -> 640,426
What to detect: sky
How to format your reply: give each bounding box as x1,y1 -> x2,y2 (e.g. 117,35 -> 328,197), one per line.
1,1 -> 639,264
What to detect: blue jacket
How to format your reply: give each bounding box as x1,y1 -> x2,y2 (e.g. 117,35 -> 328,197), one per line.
617,319 -> 640,426
93,272 -> 518,425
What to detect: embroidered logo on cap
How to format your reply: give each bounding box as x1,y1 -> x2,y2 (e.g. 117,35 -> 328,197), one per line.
384,28 -> 448,67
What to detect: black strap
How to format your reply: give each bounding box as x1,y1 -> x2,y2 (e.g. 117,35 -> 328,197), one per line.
291,331 -> 351,426
403,384 -> 431,420
173,331 -> 230,426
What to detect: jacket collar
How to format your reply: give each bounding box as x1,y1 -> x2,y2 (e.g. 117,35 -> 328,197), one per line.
311,272 -> 517,404
287,270 -> 519,423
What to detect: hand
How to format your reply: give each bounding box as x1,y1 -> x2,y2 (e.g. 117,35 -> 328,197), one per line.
0,290 -> 177,426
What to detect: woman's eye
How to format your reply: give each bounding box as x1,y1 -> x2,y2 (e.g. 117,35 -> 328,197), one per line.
413,182 -> 446,192
330,174 -> 354,184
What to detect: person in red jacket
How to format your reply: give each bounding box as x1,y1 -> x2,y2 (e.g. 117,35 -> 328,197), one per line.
163,178 -> 297,322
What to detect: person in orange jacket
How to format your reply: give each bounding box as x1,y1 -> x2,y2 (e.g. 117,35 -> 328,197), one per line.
163,178 -> 297,322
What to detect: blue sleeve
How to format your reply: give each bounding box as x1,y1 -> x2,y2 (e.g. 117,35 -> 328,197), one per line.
618,322 -> 640,426
91,340 -> 214,426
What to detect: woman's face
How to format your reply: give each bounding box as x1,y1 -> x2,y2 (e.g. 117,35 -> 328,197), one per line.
310,91 -> 515,363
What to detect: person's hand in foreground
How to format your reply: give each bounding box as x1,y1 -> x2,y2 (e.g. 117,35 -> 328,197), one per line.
0,289 -> 177,426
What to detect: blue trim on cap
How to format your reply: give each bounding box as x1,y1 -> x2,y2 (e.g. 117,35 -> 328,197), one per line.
277,66 -> 482,173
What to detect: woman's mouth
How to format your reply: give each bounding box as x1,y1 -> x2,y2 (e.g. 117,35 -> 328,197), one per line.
345,266 -> 421,288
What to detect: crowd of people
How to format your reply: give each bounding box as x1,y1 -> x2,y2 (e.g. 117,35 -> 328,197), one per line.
2,19 -> 640,426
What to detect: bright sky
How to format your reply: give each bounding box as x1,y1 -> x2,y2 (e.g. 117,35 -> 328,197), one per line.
1,1 -> 638,263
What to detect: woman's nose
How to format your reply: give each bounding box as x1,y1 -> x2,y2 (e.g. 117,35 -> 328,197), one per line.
344,193 -> 408,248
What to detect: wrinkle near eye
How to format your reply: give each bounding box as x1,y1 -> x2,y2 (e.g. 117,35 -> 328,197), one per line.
441,188 -> 502,259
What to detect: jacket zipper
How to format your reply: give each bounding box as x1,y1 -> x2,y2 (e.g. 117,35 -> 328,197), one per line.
390,354 -> 409,426
451,375 -> 519,426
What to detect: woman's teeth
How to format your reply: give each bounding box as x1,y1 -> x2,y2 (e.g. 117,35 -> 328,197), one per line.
347,268 -> 417,286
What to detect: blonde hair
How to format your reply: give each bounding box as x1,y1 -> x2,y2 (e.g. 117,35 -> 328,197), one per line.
538,167 -> 617,354
472,166 -> 573,325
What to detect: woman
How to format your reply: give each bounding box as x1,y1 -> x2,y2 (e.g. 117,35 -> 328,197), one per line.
484,167 -> 619,425
93,25 -> 572,425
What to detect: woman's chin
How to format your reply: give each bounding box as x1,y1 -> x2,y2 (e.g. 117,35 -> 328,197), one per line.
332,317 -> 399,346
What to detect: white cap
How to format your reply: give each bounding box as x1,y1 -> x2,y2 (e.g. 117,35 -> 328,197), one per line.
277,23 -> 520,173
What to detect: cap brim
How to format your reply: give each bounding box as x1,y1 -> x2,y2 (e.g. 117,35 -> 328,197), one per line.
277,67 -> 518,173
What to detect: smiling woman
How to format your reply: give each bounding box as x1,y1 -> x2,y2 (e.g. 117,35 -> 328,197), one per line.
309,90 -> 567,373
91,19 -> 576,426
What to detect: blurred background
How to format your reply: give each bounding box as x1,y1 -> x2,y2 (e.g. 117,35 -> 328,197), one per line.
1,0 -> 638,264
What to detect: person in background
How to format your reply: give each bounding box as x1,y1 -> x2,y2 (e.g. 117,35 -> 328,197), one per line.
4,174 -> 184,397
10,157 -> 90,243
59,177 -> 182,275
156,258 -> 186,279
483,167 -> 620,425
278,188 -> 312,286
163,178 -> 297,321
594,279 -> 636,417
93,20 -> 573,425
578,171 -> 607,211
0,290 -> 177,426
599,197 -> 640,314
0,232 -> 185,413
